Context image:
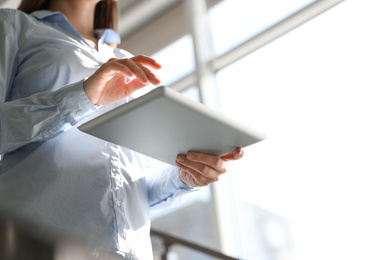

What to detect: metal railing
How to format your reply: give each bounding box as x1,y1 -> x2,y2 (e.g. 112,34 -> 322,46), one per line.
0,212 -> 240,260
151,228 -> 240,260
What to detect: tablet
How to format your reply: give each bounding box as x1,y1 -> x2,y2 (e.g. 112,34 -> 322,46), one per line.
78,87 -> 266,166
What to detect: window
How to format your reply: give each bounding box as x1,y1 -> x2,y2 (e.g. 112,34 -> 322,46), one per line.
208,0 -> 315,55
152,35 -> 195,87
216,0 -> 390,259
120,0 -> 390,259
130,35 -> 196,98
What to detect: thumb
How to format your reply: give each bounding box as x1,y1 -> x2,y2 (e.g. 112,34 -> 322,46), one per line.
221,147 -> 244,161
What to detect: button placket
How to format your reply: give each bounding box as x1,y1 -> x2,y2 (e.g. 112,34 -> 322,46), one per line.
112,160 -> 119,168
110,154 -> 125,211
76,110 -> 84,117
111,158 -> 122,188
107,144 -> 129,253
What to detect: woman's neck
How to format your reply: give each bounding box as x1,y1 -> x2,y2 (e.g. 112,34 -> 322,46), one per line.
49,0 -> 100,49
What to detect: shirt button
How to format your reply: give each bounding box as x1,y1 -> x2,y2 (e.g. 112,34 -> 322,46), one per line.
115,200 -> 122,207
76,110 -> 84,117
112,161 -> 119,168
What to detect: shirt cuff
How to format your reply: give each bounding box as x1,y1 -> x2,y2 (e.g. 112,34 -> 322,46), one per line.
54,79 -> 98,126
170,166 -> 197,190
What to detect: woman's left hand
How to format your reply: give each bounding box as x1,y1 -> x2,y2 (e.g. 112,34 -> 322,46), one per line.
176,147 -> 244,188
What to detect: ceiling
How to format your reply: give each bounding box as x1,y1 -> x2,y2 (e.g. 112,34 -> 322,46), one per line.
0,0 -> 20,9
118,0 -> 141,11
0,0 -> 179,37
0,0 -> 140,10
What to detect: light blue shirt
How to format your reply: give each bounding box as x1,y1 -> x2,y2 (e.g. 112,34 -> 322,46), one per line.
0,9 -> 194,259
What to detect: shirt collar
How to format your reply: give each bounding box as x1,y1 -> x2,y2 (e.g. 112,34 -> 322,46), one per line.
95,29 -> 121,45
30,10 -> 121,45
30,10 -> 62,21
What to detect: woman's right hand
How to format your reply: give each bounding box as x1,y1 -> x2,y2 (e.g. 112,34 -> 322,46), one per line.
83,55 -> 162,105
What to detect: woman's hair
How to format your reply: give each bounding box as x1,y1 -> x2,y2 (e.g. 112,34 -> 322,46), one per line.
18,0 -> 119,32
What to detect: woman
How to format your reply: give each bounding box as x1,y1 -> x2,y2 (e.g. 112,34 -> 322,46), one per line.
0,0 -> 243,259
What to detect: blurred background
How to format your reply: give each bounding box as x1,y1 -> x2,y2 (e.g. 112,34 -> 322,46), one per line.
1,0 -> 389,259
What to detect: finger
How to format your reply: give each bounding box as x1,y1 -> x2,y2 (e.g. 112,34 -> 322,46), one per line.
99,60 -> 134,78
138,64 -> 161,86
176,161 -> 219,187
220,147 -> 244,161
125,78 -> 150,93
108,57 -> 118,62
185,152 -> 226,172
176,154 -> 226,179
131,55 -> 162,70
118,59 -> 150,84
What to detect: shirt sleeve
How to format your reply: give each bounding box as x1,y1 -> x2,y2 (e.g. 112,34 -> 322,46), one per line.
0,81 -> 98,154
0,9 -> 18,105
143,157 -> 199,211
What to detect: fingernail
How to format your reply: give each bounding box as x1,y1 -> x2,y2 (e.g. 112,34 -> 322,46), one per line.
187,152 -> 195,160
142,76 -> 149,83
177,155 -> 185,162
